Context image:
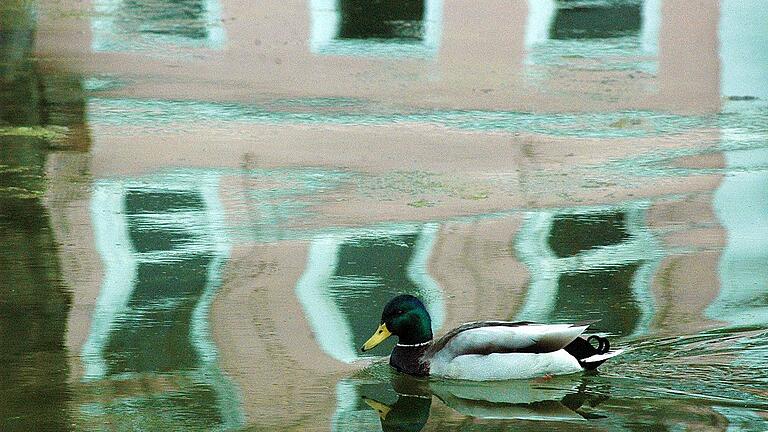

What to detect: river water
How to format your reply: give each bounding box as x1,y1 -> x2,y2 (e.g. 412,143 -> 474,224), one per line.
1,0 -> 767,431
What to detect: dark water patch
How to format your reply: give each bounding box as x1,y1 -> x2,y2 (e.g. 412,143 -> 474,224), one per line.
0,192 -> 71,431
125,189 -> 206,213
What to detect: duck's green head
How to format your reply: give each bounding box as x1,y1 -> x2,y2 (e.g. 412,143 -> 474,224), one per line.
361,295 -> 433,351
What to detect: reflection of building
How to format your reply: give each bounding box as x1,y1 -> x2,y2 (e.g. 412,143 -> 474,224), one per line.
37,0 -> 719,112
34,0 -> 768,428
82,172 -> 243,429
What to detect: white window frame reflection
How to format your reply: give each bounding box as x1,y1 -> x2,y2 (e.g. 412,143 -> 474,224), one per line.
83,171 -> 242,428
91,0 -> 226,52
514,203 -> 663,337
295,223 -> 444,363
309,0 -> 443,58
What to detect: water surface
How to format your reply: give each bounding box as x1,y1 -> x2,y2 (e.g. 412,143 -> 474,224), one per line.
2,0 -> 767,431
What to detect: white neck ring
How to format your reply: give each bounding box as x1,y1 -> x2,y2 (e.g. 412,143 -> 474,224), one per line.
396,340 -> 433,348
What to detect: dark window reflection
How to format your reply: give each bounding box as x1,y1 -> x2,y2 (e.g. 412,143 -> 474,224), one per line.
517,207 -> 654,336
102,190 -> 211,374
105,258 -> 212,373
548,211 -> 630,258
551,1 -> 642,40
125,190 -> 206,252
338,0 -> 425,41
553,264 -> 642,336
125,190 -> 205,212
94,189 -> 224,426
329,234 -> 422,352
119,0 -> 208,39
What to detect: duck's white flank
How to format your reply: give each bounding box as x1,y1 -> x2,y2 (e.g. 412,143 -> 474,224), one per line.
429,349 -> 584,381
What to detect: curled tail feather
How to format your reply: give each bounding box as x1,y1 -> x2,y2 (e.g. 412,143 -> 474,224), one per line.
564,335 -> 622,370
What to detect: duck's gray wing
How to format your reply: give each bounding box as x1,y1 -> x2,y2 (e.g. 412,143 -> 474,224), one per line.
425,321 -> 594,361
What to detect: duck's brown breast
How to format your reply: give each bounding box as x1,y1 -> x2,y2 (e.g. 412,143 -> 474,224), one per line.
390,344 -> 431,376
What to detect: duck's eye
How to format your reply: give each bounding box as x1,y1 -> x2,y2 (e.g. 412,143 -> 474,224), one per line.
396,309 -> 404,315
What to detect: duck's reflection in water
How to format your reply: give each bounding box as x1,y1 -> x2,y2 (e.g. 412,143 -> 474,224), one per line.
339,371 -> 609,431
363,391 -> 431,432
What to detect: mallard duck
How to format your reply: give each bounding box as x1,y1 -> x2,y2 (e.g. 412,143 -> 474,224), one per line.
361,295 -> 623,380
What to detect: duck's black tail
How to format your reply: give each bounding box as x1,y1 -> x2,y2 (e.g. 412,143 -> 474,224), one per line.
564,335 -> 622,370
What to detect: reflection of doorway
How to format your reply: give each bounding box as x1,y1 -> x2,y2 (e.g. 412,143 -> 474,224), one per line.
84,171 -> 242,429
296,224 -> 444,363
91,0 -> 226,51
514,203 -> 663,337
525,0 -> 660,71
309,0 -> 442,57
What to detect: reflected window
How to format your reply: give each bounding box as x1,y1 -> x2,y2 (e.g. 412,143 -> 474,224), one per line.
524,0 -> 660,73
550,1 -> 642,40
309,0 -> 442,58
83,173 -> 242,429
120,0 -> 209,39
105,190 -> 213,374
337,0 -> 424,41
91,0 -> 225,52
330,234 -> 423,351
296,224 -> 444,362
515,204 -> 662,337
548,211 -> 630,258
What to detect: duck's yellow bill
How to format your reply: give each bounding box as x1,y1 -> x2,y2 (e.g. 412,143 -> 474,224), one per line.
361,323 -> 391,351
362,396 -> 392,420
